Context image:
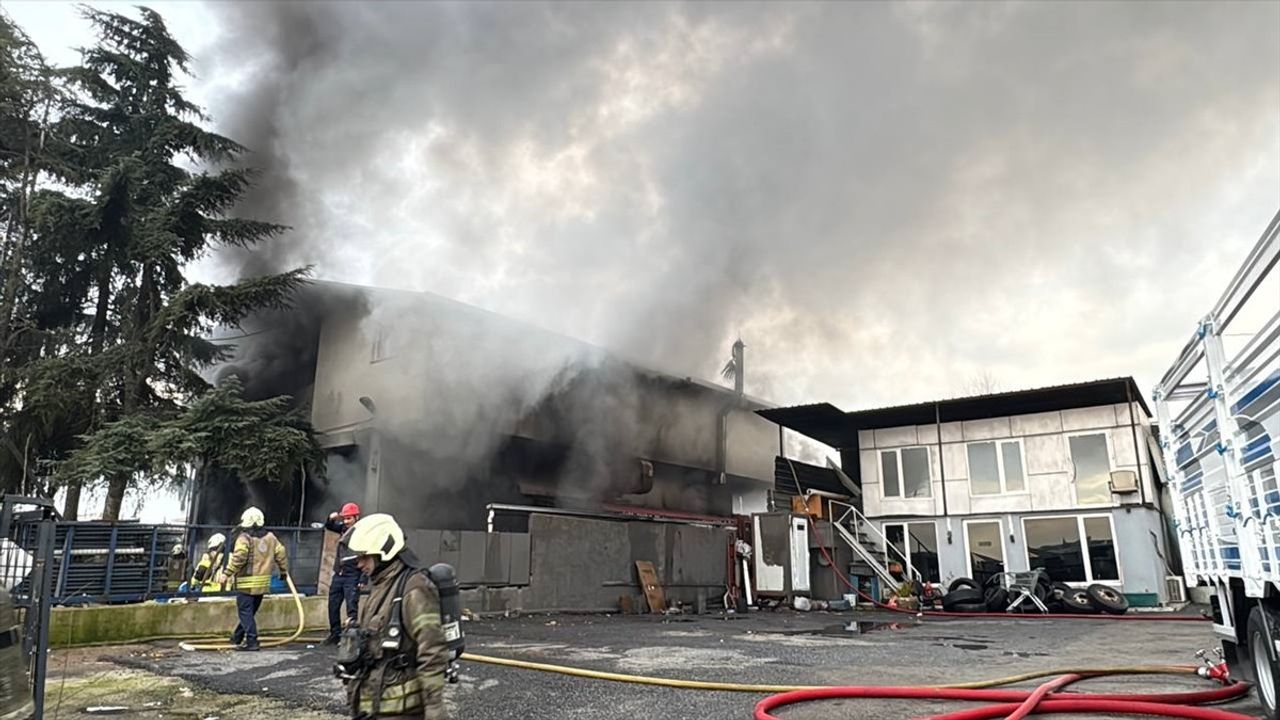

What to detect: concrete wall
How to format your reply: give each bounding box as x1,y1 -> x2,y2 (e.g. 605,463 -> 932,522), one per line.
49,596 -> 329,648
860,402 -> 1156,519
523,514 -> 731,612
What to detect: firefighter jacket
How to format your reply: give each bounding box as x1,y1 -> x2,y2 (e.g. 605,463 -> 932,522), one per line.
189,549 -> 225,592
346,558 -> 447,719
225,530 -> 288,596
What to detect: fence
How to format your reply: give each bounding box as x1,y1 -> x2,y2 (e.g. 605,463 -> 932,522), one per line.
42,522 -> 327,605
0,495 -> 58,718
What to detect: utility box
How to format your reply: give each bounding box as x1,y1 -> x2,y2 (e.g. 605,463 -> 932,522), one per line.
752,513 -> 810,599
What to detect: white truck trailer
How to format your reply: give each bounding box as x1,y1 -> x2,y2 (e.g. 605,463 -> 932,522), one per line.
1155,208 -> 1280,718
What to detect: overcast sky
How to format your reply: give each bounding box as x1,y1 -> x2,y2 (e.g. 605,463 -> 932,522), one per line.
7,0 -> 1280,416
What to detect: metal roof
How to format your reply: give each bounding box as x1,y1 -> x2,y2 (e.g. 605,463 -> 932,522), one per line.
758,377 -> 1150,449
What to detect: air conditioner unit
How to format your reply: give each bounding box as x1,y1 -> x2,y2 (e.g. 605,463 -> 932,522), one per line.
1109,470 -> 1139,494
1165,574 -> 1187,604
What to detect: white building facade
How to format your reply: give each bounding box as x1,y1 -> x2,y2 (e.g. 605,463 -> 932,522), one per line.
765,379 -> 1178,605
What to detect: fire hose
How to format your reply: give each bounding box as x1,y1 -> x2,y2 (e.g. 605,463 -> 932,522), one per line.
753,674 -> 1252,720
178,574 -> 305,651
461,653 -> 1251,718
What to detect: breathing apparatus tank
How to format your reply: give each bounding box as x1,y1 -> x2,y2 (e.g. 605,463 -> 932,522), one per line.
428,563 -> 464,682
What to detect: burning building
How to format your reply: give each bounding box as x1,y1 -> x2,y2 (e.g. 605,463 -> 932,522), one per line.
205,282 -> 778,530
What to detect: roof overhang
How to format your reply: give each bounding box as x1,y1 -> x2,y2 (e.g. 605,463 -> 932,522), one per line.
759,377 -> 1150,449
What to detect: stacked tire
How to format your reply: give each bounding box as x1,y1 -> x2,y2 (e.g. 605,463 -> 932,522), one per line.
942,578 -> 1129,615
942,578 -> 986,613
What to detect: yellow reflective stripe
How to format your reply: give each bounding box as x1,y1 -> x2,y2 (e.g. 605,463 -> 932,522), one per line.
410,612 -> 440,635
234,575 -> 271,588
357,678 -> 426,713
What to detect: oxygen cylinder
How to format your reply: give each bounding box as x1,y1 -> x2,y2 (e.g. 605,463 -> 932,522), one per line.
427,563 -> 464,659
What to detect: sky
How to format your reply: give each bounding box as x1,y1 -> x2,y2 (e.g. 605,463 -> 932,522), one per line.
6,0 -> 1280,422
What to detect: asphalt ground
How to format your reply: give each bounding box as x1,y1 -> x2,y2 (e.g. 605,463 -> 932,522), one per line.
100,609 -> 1264,719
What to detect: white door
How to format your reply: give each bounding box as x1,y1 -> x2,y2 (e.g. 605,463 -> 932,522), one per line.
963,519 -> 1006,583
789,517 -> 810,593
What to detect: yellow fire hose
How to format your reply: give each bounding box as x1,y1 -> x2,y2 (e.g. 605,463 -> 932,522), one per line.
459,654 -> 1200,693
179,575 -> 305,651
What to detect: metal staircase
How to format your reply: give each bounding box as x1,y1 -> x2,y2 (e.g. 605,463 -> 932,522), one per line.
827,498 -> 919,591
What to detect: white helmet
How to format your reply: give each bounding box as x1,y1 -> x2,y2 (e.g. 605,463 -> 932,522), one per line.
240,506 -> 265,528
341,513 -> 405,562
207,533 -> 226,550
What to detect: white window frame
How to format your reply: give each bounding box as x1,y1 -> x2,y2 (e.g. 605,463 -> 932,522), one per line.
962,518 -> 1007,579
965,439 -> 1030,496
1065,431 -> 1116,507
371,324 -> 395,363
879,446 -> 933,499
1021,512 -> 1123,585
882,521 -> 940,583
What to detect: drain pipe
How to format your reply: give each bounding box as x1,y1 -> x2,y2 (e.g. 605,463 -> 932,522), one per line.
935,402 -> 951,544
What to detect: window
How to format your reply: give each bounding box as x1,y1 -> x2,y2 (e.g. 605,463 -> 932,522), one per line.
884,521 -> 940,583
967,440 -> 1027,495
879,447 -> 932,498
371,325 -> 395,363
964,520 -> 1005,586
1069,433 -> 1112,504
1023,514 -> 1120,583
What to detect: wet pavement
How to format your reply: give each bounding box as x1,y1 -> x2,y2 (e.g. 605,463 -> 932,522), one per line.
86,609 -> 1263,719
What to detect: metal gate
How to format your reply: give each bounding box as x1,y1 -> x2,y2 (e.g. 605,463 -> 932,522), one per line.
0,495 -> 58,718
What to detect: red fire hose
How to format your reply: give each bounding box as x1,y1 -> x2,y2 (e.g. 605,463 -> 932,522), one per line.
753,675 -> 1253,720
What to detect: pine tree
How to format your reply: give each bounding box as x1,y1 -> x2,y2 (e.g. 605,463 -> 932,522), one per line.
50,7 -> 310,519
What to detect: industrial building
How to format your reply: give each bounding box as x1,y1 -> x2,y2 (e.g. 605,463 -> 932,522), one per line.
209,281 -> 779,529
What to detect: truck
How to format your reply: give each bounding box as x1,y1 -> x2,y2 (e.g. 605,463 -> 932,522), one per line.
1154,208 -> 1280,718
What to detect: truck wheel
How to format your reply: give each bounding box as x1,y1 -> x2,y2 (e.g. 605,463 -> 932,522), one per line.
1248,605 -> 1280,719
1061,588 -> 1097,614
1087,584 -> 1129,615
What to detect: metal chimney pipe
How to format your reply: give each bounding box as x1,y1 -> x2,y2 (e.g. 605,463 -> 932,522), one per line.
732,339 -> 745,395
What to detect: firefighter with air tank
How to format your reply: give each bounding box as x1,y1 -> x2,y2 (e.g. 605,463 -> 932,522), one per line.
217,506 -> 289,651
332,512 -> 464,719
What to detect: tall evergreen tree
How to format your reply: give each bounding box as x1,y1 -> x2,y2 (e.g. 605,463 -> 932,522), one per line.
47,7 -> 310,519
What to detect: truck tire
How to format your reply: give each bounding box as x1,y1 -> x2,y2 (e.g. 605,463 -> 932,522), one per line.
942,587 -> 983,610
1061,587 -> 1097,614
948,577 -> 980,593
950,601 -> 988,614
983,586 -> 1009,612
1248,605 -> 1280,719
1087,584 -> 1129,615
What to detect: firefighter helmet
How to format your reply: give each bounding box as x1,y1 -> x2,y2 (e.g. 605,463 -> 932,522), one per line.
340,502 -> 361,518
341,513 -> 405,562
240,506 -> 265,528
207,532 -> 226,550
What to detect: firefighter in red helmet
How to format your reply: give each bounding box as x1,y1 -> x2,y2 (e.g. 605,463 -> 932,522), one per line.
323,502 -> 364,644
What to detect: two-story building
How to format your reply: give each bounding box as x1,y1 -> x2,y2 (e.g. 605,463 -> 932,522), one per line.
761,378 -> 1179,606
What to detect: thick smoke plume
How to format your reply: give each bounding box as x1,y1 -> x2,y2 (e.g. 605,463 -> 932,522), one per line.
203,1 -> 1278,410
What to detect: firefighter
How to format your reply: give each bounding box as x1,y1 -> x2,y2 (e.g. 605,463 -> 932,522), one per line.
218,507 -> 288,651
189,533 -> 227,592
340,513 -> 448,719
324,502 -> 364,644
